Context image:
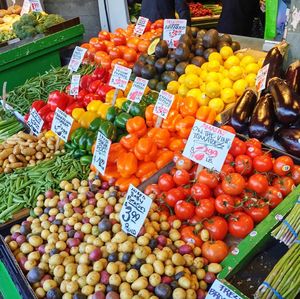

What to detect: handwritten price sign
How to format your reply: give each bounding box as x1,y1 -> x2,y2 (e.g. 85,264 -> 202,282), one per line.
68,47 -> 87,73
183,120 -> 235,172
127,77 -> 148,103
21,0 -> 31,15
163,19 -> 187,48
153,90 -> 174,119
206,280 -> 242,299
134,17 -> 149,35
69,74 -> 81,96
51,108 -> 74,142
27,108 -> 44,136
109,64 -> 132,90
29,0 -> 43,12
256,63 -> 269,91
120,185 -> 152,237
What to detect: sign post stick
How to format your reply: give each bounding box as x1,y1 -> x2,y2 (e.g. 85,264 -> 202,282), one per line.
111,88 -> 119,106
2,82 -> 7,111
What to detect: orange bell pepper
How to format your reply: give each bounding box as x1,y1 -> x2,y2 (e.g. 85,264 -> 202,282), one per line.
69,120 -> 80,136
162,110 -> 183,132
145,105 -> 158,128
126,116 -> 147,137
175,116 -> 195,139
115,176 -> 140,192
120,134 -> 138,151
108,143 -> 127,165
169,138 -> 186,152
136,161 -> 157,178
134,137 -> 158,162
179,96 -> 199,117
196,106 -> 217,125
171,94 -> 182,111
117,152 -> 138,178
148,128 -> 171,148
100,164 -> 120,181
155,150 -> 174,169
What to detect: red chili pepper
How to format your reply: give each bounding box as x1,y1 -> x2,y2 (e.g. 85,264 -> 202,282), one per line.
48,91 -> 68,111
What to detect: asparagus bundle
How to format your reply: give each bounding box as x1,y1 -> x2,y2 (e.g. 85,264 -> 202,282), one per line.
255,242 -> 300,299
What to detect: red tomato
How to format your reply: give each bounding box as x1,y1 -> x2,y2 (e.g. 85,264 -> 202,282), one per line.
92,39 -> 107,52
229,138 -> 246,157
291,165 -> 300,185
111,58 -> 128,69
167,215 -> 177,227
175,200 -> 195,220
177,186 -> 191,197
108,47 -> 122,60
173,169 -> 190,185
123,48 -> 138,62
180,226 -> 202,247
191,183 -> 211,201
221,173 -> 245,195
224,153 -> 234,164
144,184 -> 160,196
234,155 -> 253,175
220,164 -> 235,180
233,196 -> 244,211
272,176 -> 295,197
197,169 -> 219,189
98,30 -> 110,40
111,34 -> 126,46
247,173 -> 269,194
273,156 -> 294,176
158,173 -> 175,191
213,184 -> 225,197
215,194 -> 235,214
165,188 -> 186,207
203,216 -> 228,240
245,138 -> 262,149
244,200 -> 269,223
220,125 -> 236,134
176,156 -> 193,171
262,186 -> 283,209
202,240 -> 229,263
253,155 -> 273,172
228,212 -> 254,238
195,199 -> 215,219
246,146 -> 263,158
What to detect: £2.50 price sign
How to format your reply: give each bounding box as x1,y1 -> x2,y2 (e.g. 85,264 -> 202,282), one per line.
120,185 -> 152,237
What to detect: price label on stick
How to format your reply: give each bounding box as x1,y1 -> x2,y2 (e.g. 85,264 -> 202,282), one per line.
163,19 -> 187,48
134,17 -> 149,35
27,108 -> 44,136
68,46 -> 87,73
51,108 -> 74,142
21,0 -> 31,15
69,74 -> 81,96
183,120 -> 235,172
29,0 -> 43,12
92,131 -> 111,175
127,77 -> 148,103
256,63 -> 269,91
206,280 -> 242,299
109,64 -> 132,90
153,90 -> 174,119
120,185 -> 152,237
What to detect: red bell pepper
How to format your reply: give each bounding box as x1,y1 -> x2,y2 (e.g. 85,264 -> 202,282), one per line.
77,89 -> 88,102
80,74 -> 93,90
45,111 -> 55,124
38,104 -> 52,119
96,84 -> 113,100
92,67 -> 109,82
65,102 -> 85,115
65,84 -> 71,94
31,100 -> 46,112
88,80 -> 103,93
83,93 -> 102,107
48,91 -> 68,111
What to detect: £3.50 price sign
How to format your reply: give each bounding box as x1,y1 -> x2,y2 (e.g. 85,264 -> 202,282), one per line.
120,185 -> 152,237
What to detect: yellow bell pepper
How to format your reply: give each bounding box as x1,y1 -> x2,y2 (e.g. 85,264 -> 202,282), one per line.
87,100 -> 103,112
105,89 -> 124,104
44,130 -> 56,139
78,111 -> 98,128
97,103 -> 111,119
115,97 -> 127,109
72,108 -> 86,121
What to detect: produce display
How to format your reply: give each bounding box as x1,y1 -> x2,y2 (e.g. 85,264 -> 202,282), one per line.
0,5 -> 21,42
0,107 -> 23,143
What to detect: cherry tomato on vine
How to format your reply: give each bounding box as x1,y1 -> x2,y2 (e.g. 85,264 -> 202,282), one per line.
191,183 -> 211,201
247,173 -> 269,194
174,200 -> 195,220
229,138 -> 246,157
234,155 -> 253,175
164,188 -> 186,207
195,199 -> 215,219
272,176 -> 295,197
180,226 -> 202,247
144,184 -> 160,195
291,165 -> 300,185
202,240 -> 229,263
246,146 -> 263,158
173,169 -> 190,185
273,156 -> 294,176
253,155 -> 273,172
158,174 -> 175,191
262,186 -> 283,209
215,194 -> 235,214
233,196 -> 244,212
176,156 -> 193,171
220,164 -> 235,180
245,138 -> 262,149
221,173 -> 245,195
197,169 -> 219,189
203,216 -> 228,240
228,212 -> 254,238
244,200 -> 270,223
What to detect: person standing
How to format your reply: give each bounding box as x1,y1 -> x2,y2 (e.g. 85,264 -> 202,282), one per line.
141,0 -> 191,26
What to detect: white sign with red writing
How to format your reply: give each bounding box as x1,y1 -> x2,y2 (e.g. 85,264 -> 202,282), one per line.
256,63 -> 269,91
68,47 -> 87,73
206,280 -> 242,299
153,90 -> 174,119
127,77 -> 149,103
109,64 -> 132,91
163,19 -> 187,48
134,17 -> 149,35
183,120 -> 235,172
29,0 -> 43,12
69,74 -> 81,96
21,0 -> 31,15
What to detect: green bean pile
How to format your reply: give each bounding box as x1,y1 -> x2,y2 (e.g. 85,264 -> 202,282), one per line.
6,64 -> 95,115
0,153 -> 89,223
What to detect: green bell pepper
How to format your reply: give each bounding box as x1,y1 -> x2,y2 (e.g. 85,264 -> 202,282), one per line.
114,112 -> 132,130
80,155 -> 93,165
122,100 -> 146,117
106,106 -> 120,122
89,117 -> 103,132
86,131 -> 96,152
78,133 -> 88,150
142,91 -> 158,105
70,127 -> 86,146
73,148 -> 86,159
64,141 -> 76,151
99,120 -> 117,141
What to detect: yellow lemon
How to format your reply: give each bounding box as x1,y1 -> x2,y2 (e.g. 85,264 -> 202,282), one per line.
220,78 -> 233,89
205,81 -> 221,98
200,70 -> 208,81
240,55 -> 256,68
185,73 -> 199,89
220,46 -> 234,60
224,56 -> 240,69
201,62 -> 209,71
178,84 -> 189,97
229,66 -> 244,81
209,52 -> 223,64
185,64 -> 200,75
167,81 -> 180,94
233,79 -> 249,96
207,60 -> 221,72
178,74 -> 187,84
187,89 -> 209,106
221,88 -> 236,104
222,69 -> 229,78
245,63 -> 260,74
206,71 -> 220,82
235,52 -> 244,60
246,73 -> 256,87
209,98 -> 225,114
200,83 -> 206,92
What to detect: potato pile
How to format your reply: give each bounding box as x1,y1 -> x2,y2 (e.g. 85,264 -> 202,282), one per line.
5,173 -> 222,299
0,132 -> 63,173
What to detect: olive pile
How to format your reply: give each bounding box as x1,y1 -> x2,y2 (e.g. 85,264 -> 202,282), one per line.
5,173 -> 221,299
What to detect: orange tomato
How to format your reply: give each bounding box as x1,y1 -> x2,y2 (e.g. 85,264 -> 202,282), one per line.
109,47 -> 122,60
116,176 -> 140,192
137,40 -> 150,53
196,106 -> 217,125
180,96 -> 199,117
155,150 -> 174,169
111,58 -> 128,69
123,48 -> 138,63
127,37 -> 140,50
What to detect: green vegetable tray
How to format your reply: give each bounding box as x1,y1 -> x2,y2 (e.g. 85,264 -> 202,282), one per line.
0,23 -> 84,92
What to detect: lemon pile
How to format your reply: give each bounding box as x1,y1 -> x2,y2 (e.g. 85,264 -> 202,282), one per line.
167,46 -> 263,116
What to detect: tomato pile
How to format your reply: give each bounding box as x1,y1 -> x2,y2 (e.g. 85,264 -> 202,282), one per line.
188,3 -> 212,18
143,126 -> 300,263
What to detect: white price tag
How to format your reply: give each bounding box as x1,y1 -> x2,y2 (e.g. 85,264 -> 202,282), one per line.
21,0 -> 31,15
51,108 -> 74,142
163,19 -> 187,48
206,280 -> 242,299
127,77 -> 149,103
68,46 -> 87,73
27,108 -> 44,136
92,131 -> 111,175
134,17 -> 149,35
120,185 -> 152,237
109,64 -> 132,91
29,0 -> 43,12
183,120 -> 235,172
255,63 -> 269,91
69,74 -> 81,96
153,90 -> 174,119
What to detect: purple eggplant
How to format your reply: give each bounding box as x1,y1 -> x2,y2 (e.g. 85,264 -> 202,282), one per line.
285,60 -> 300,95
249,93 -> 275,140
275,128 -> 300,157
268,77 -> 300,125
229,89 -> 257,133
